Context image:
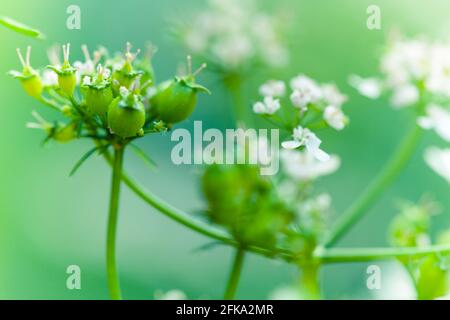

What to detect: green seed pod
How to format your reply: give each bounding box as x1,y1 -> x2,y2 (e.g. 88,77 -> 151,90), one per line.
151,76 -> 210,124
9,46 -> 43,98
150,57 -> 209,124
47,43 -> 77,96
112,42 -> 143,91
57,72 -> 77,96
108,89 -> 146,138
85,86 -> 113,120
21,74 -> 43,98
53,122 -> 77,143
82,67 -> 113,121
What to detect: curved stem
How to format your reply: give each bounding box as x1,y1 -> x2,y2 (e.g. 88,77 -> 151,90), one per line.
324,124 -> 423,247
224,247 -> 246,300
106,146 -> 124,300
314,243 -> 450,263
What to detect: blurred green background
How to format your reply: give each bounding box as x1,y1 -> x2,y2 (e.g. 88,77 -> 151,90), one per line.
0,0 -> 449,299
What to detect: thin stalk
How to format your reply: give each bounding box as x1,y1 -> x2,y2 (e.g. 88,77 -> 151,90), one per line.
106,146 -> 124,300
324,124 -> 423,247
224,247 -> 246,300
314,244 -> 450,263
300,263 -> 321,299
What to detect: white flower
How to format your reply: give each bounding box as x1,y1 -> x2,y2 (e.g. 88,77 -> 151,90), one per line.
41,69 -> 58,87
290,75 -> 322,102
253,96 -> 281,115
281,149 -> 340,181
154,289 -> 187,300
183,0 -> 288,70
390,84 -> 419,108
417,104 -> 450,142
259,80 -> 286,97
82,76 -> 91,86
381,38 -> 429,88
321,84 -> 347,108
349,75 -> 382,99
290,90 -> 309,111
269,286 -> 302,300
324,105 -> 347,131
424,147 -> 450,184
281,126 -> 330,161
212,34 -> 253,68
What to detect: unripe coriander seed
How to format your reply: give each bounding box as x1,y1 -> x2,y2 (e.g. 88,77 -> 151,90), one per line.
108,87 -> 146,138
9,46 -> 43,98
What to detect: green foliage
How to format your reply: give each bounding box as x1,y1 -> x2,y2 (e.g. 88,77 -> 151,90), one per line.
0,16 -> 44,38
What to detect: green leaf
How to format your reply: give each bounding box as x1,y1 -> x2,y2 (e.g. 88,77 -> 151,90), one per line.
0,16 -> 45,39
69,145 -> 109,177
129,143 -> 157,170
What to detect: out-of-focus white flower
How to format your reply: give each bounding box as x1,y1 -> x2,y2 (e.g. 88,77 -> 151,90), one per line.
424,147 -> 450,184
324,105 -> 347,130
281,149 -> 340,181
417,104 -> 450,142
182,0 -> 288,71
41,69 -> 58,87
154,289 -> 187,300
290,75 -> 322,101
321,84 -> 347,108
282,126 -> 330,162
348,75 -> 382,99
211,34 -> 253,68
381,38 -> 429,88
358,36 -> 450,107
259,80 -> 286,97
290,90 -> 308,111
253,96 -> 281,115
390,84 -> 419,108
269,286 -> 302,300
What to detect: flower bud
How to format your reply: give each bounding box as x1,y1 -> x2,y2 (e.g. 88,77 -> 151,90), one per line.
9,46 -> 43,98
47,43 -> 77,96
150,58 -> 209,124
107,87 -> 146,138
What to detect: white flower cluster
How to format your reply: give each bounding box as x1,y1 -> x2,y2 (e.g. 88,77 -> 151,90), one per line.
182,0 -> 288,70
350,35 -> 450,185
253,75 -> 348,162
350,36 -> 450,108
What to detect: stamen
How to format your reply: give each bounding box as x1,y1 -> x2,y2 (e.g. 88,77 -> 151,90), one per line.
26,46 -> 32,66
193,63 -> 207,76
187,55 -> 192,75
81,44 -> 91,62
31,110 -> 46,124
63,43 -> 71,62
16,48 -> 26,67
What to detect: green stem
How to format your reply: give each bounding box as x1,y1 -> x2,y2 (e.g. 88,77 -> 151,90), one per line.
100,151 -> 450,264
324,123 -> 423,247
300,263 -> 321,299
314,243 -> 450,263
106,146 -> 124,300
224,248 -> 246,300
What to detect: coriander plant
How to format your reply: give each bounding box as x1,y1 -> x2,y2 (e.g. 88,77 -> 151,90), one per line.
8,0 -> 450,300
